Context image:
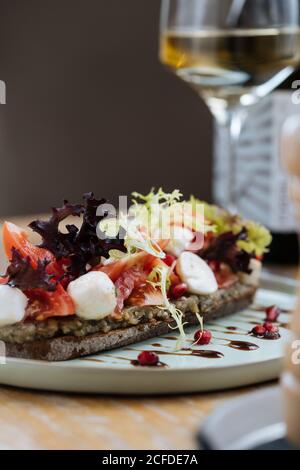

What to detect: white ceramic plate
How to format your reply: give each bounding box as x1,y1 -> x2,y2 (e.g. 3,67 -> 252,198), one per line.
0,274 -> 296,394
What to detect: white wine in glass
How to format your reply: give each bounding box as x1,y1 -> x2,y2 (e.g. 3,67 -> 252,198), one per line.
159,0 -> 300,209
161,27 -> 300,108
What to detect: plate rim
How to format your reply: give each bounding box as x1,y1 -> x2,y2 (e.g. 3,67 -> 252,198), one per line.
3,347 -> 285,373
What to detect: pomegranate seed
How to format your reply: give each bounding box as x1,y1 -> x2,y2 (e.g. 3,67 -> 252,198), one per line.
263,322 -> 277,332
251,323 -> 280,340
265,305 -> 281,323
164,254 -> 176,267
137,351 -> 159,366
264,327 -> 280,340
194,329 -> 212,345
170,283 -> 188,300
264,322 -> 280,339
251,324 -> 266,337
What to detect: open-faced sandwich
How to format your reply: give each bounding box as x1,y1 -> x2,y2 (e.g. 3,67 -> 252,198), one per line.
0,189 -> 271,361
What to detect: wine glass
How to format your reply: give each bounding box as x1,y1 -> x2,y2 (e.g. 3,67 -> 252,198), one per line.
159,0 -> 300,211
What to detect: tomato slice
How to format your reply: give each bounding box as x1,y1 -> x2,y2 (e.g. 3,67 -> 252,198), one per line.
3,222 -> 74,319
169,271 -> 181,287
96,258 -> 129,283
3,221 -> 63,277
127,283 -> 164,307
25,284 -> 75,321
95,251 -> 156,282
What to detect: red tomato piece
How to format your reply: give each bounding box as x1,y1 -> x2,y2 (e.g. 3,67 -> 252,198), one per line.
95,251 -> 156,282
163,253 -> 177,267
25,283 -> 75,321
3,221 -> 63,277
127,283 -> 164,307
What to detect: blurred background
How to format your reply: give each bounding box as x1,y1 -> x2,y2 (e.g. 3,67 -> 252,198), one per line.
0,0 -> 212,217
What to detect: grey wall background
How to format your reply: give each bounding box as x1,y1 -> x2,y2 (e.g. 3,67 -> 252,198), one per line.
0,0 -> 212,217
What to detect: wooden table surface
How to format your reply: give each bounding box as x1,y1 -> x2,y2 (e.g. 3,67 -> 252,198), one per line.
0,215 -> 297,450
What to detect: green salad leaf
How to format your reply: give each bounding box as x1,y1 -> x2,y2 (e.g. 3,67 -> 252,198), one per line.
191,198 -> 272,257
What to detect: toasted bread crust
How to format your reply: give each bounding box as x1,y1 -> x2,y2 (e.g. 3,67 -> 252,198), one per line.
4,283 -> 256,361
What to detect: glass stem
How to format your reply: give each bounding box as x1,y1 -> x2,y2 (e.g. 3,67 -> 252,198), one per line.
217,108 -> 247,213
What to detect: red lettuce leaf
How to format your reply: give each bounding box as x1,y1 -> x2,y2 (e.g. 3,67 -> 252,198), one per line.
29,192 -> 127,278
200,229 -> 252,274
3,248 -> 57,291
28,201 -> 83,258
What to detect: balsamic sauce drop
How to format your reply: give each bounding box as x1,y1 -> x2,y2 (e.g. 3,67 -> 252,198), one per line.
228,340 -> 259,351
188,349 -> 224,359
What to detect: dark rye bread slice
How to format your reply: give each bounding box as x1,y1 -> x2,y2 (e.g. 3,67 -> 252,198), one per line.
3,282 -> 256,361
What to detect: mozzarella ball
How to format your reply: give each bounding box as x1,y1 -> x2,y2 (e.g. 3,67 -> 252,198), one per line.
176,252 -> 218,295
68,271 -> 117,320
0,285 -> 28,327
165,226 -> 194,257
